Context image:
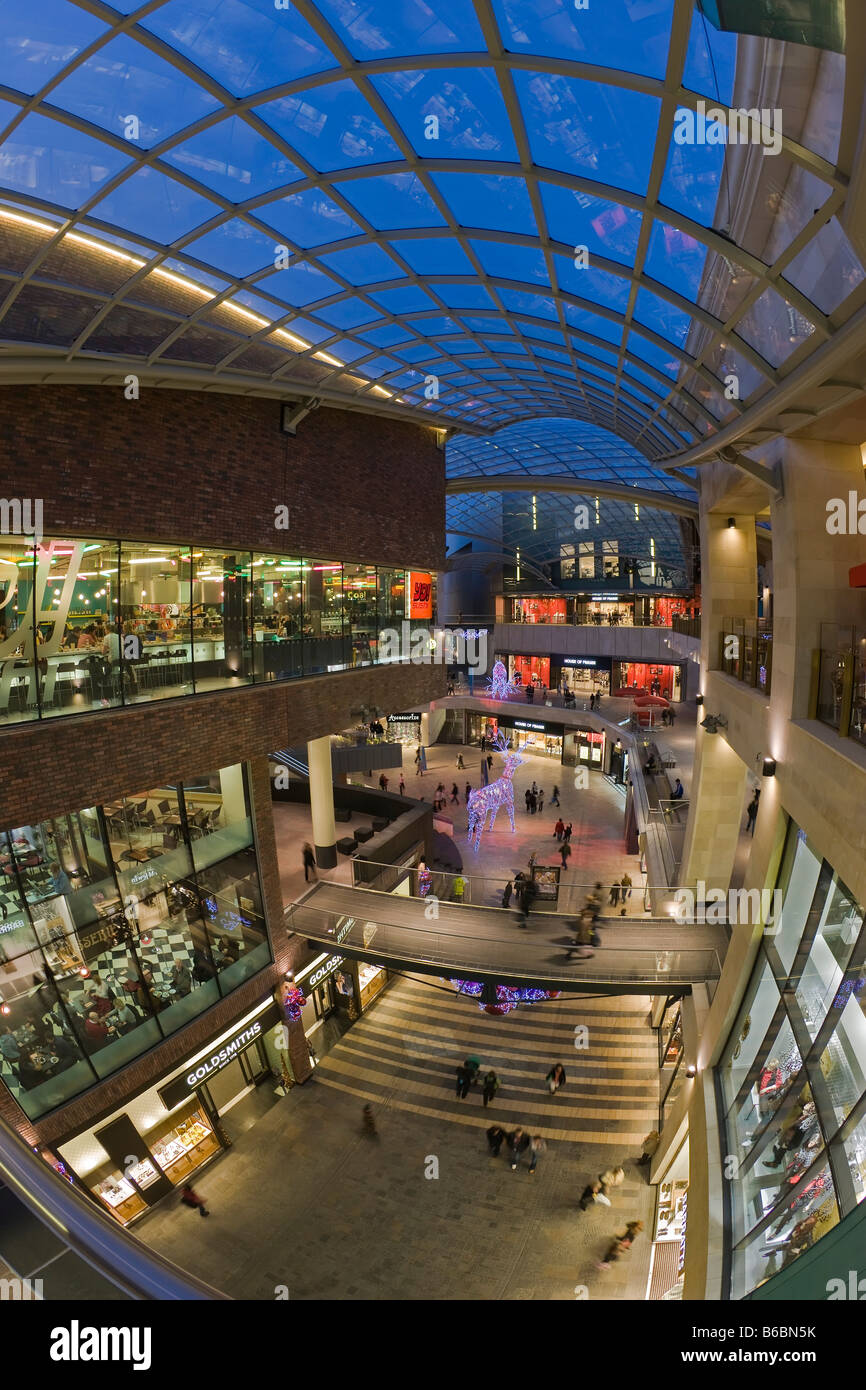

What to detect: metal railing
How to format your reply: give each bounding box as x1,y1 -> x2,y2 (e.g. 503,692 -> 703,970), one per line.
286,891 -> 723,987
351,855 -> 647,910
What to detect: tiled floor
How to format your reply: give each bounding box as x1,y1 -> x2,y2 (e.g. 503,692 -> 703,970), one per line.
140,974 -> 658,1301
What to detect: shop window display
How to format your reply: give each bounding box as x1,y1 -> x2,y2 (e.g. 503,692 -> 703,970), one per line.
719,819 -> 866,1294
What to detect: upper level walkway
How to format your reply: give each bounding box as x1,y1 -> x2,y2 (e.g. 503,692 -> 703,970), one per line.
286,882 -> 726,995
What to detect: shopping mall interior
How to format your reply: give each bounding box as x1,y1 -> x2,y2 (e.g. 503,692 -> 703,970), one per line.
0,0 -> 864,1323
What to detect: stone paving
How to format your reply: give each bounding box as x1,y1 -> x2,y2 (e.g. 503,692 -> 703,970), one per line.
140,975 -> 658,1301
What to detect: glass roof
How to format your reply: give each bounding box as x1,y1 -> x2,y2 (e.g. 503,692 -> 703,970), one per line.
0,0 -> 858,461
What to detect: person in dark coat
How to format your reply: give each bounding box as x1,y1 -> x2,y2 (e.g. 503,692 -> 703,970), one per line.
455,1064 -> 471,1100
546,1063 -> 566,1094
487,1125 -> 506,1157
482,1070 -> 500,1107
507,1127 -> 531,1171
501,879 -> 513,909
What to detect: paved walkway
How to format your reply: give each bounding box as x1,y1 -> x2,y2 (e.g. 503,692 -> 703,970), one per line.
140,976 -> 658,1300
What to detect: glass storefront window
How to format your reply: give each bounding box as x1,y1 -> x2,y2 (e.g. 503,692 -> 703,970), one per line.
733,1159 -> 839,1297
769,829 -> 822,976
721,820 -> 866,1295
0,762 -> 270,1119
843,1111 -> 866,1205
719,954 -> 781,1114
119,543 -> 191,702
38,539 -> 122,719
0,539 -> 36,728
793,872 -> 864,1038
191,549 -> 252,692
343,563 -> 377,666
250,554 -> 304,683
303,560 -> 345,673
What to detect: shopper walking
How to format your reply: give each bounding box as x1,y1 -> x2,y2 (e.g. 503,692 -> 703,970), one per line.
639,1130 -> 660,1167
453,874 -> 466,904
554,818 -> 565,841
507,1127 -> 531,1171
537,789 -> 544,814
528,1135 -> 546,1174
180,1183 -> 210,1218
563,822 -> 573,842
399,774 -> 405,796
599,1165 -> 626,1191
378,773 -> 389,792
455,1064 -> 472,1100
599,1221 -> 643,1269
501,879 -> 513,909
746,789 -> 760,836
620,872 -> 632,901
609,880 -> 620,907
559,840 -> 572,870
590,692 -> 596,711
362,1104 -> 378,1138
302,842 -> 317,883
465,782 -> 471,803
486,1125 -> 506,1157
551,783 -> 560,807
524,788 -> 532,814
579,1179 -> 609,1211
529,791 -> 537,814
546,1063 -> 566,1094
482,1069 -> 500,1108
450,783 -> 459,804
456,752 -> 465,770
518,875 -> 536,925
667,705 -> 676,727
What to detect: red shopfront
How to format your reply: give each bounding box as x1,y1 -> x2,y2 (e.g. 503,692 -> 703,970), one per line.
512,597 -> 567,625
509,654 -> 551,688
614,662 -> 683,700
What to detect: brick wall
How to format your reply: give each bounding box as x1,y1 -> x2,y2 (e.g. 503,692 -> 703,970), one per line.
0,386 -> 445,568
0,662 -> 444,824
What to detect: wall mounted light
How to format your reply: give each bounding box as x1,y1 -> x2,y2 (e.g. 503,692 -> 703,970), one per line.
686,1064 -> 697,1078
727,517 -> 736,528
762,757 -> 777,777
695,694 -> 704,706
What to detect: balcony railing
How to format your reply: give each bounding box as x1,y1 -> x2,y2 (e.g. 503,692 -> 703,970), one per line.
718,617 -> 773,695
813,624 -> 866,749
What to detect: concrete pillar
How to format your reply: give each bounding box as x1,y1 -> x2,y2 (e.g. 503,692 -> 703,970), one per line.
680,727 -> 748,891
770,438 -> 865,719
420,711 -> 430,746
218,763 -> 247,830
703,511 -> 758,675
307,735 -> 336,869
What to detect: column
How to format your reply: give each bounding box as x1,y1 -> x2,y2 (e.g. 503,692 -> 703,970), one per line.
307,735 -> 336,869
680,728 -> 748,891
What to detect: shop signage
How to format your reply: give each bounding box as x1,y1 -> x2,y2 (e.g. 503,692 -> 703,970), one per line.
553,654 -> 613,670
158,1003 -> 280,1108
408,571 -> 433,619
307,954 -> 344,989
589,593 -> 620,602
512,719 -> 548,732
388,711 -> 421,724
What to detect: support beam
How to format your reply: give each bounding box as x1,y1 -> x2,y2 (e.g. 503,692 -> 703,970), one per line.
281,397 -> 322,435
307,735 -> 337,870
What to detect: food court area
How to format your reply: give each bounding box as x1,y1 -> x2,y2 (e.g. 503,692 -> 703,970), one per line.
0,536 -> 423,726
0,762 -> 268,1120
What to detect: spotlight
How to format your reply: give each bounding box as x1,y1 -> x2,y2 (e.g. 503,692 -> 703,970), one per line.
695,695 -> 704,706
686,1064 -> 697,1078
762,757 -> 777,777
727,517 -> 736,528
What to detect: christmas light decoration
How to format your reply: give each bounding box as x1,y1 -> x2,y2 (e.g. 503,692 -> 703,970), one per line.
486,660 -> 516,701
466,732 -> 523,851
278,983 -> 306,1021
450,979 -> 561,1016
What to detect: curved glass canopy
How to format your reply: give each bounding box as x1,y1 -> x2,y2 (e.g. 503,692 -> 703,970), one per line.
0,0 -> 860,460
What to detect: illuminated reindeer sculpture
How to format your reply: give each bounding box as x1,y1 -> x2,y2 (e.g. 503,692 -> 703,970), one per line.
466,732 -> 524,851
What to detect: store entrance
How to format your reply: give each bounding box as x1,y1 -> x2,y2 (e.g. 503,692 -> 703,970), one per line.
199,1040 -> 273,1137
